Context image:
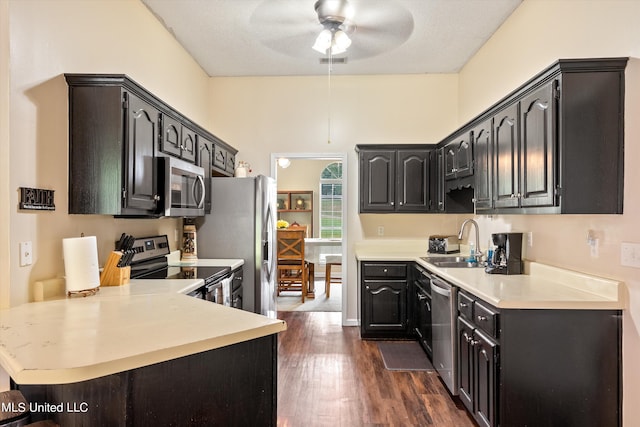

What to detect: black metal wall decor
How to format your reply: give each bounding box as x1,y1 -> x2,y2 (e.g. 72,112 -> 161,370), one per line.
19,187 -> 55,211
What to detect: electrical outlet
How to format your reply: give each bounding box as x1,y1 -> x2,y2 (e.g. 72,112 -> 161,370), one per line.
377,226 -> 384,236
621,242 -> 640,268
20,241 -> 33,266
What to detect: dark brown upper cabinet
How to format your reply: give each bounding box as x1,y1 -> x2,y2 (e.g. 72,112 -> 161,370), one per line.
160,114 -> 197,163
65,74 -> 237,216
472,119 -> 493,210
66,78 -> 160,216
444,134 -> 473,182
356,145 -> 432,213
441,57 -> 627,215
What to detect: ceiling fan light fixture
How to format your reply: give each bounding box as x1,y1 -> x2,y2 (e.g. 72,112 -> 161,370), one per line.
312,28 -> 333,54
333,29 -> 351,51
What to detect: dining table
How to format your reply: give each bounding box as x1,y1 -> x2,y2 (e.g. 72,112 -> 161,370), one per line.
303,238 -> 342,298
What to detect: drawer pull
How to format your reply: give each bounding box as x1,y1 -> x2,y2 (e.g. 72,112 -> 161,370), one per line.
459,302 -> 468,308
477,315 -> 488,322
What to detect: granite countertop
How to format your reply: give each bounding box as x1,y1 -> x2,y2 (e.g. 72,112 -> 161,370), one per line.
0,275 -> 285,386
355,240 -> 625,310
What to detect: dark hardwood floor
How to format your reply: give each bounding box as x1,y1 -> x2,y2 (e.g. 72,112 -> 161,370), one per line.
277,311 -> 476,427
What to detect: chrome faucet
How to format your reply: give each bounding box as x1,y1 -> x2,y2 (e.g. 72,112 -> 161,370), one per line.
458,219 -> 482,261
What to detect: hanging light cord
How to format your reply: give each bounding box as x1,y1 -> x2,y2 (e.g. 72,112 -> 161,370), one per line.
327,47 -> 333,144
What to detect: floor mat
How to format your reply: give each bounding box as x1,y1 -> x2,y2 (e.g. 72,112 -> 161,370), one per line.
377,341 -> 434,371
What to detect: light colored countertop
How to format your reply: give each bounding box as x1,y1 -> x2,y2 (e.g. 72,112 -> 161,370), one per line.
0,275 -> 285,386
166,252 -> 244,270
355,240 -> 625,310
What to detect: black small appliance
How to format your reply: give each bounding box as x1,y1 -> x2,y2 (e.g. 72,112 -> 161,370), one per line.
485,232 -> 523,275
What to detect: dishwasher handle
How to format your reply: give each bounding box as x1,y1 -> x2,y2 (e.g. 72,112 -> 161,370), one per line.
430,276 -> 452,297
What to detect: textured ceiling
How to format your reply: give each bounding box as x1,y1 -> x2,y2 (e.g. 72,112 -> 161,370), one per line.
142,0 -> 522,77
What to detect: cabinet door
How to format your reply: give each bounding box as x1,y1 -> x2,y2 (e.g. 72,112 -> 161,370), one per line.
474,329 -> 498,427
473,120 -> 493,210
161,114 -> 182,158
457,317 -> 475,413
415,288 -> 433,358
456,138 -> 474,178
493,103 -> 520,208
181,126 -> 197,163
359,150 -> 396,212
362,280 -> 408,334
520,81 -> 556,208
197,136 -> 213,214
445,135 -> 473,180
430,148 -> 446,212
396,150 -> 429,212
444,142 -> 457,180
124,92 -> 159,213
213,143 -> 227,170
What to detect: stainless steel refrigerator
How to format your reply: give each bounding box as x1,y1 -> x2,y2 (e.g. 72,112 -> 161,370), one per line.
195,175 -> 277,318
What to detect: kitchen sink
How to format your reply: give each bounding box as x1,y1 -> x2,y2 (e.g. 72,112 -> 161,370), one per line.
420,256 -> 481,268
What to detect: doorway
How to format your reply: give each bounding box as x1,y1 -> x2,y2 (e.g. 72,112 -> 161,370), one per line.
270,152 -> 347,324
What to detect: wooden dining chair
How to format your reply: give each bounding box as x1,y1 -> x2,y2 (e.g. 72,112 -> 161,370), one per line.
277,229 -> 308,302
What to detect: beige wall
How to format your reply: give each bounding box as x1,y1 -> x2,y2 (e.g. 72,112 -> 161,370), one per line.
458,1 -> 640,424
277,159 -> 335,238
209,74 -> 461,321
2,0 -> 214,308
1,1 -> 10,308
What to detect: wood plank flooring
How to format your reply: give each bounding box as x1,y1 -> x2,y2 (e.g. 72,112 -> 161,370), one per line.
277,311 -> 476,427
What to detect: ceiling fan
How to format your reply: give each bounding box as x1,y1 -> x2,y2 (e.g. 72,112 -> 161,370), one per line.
249,0 -> 415,63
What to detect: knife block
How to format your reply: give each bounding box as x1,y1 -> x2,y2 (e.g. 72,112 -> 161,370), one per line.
100,251 -> 130,286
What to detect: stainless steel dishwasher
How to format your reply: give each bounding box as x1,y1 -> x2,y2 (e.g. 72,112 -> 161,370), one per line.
430,274 -> 458,395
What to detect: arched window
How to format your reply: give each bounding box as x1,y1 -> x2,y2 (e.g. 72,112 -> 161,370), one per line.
319,162 -> 342,239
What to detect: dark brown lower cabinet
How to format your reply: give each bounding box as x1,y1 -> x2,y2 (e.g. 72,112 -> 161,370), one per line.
360,262 -> 410,338
458,316 -> 497,427
15,335 -> 278,427
457,290 -> 621,427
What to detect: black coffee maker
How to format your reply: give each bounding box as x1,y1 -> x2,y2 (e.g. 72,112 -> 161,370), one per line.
485,232 -> 523,275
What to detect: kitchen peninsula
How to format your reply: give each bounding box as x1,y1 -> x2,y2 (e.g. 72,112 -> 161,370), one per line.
0,279 -> 286,426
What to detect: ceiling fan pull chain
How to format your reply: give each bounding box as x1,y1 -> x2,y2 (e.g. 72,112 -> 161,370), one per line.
327,50 -> 333,144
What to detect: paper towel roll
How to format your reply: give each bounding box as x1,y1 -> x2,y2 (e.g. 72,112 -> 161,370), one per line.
63,236 -> 100,292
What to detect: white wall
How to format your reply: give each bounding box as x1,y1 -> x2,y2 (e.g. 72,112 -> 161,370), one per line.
458,1 -> 640,424
2,0 -> 214,307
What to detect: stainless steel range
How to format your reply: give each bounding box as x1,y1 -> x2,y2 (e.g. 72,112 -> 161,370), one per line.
128,235 -> 242,308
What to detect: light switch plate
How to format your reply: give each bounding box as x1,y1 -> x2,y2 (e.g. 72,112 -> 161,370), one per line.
621,242 -> 640,268
20,241 -> 33,266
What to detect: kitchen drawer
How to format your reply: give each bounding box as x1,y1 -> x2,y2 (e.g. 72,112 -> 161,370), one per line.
458,292 -> 474,320
362,263 -> 407,278
473,300 -> 499,339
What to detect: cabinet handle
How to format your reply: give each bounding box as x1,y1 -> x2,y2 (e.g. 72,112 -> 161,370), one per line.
510,194 -> 516,198
383,268 -> 388,273
477,315 -> 488,322
399,201 -> 404,206
390,201 -> 395,206
153,194 -> 160,201
471,339 -> 480,346
366,285 -> 370,290
459,302 -> 468,308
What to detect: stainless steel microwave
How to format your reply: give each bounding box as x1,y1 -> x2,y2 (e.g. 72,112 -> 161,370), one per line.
158,156 -> 206,217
